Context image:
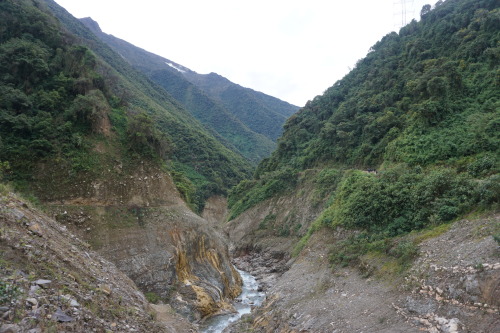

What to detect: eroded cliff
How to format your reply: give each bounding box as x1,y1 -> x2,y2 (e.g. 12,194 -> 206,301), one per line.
0,190 -> 196,332
33,157 -> 242,322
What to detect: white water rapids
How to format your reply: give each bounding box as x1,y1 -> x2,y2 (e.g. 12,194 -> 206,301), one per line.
200,268 -> 265,333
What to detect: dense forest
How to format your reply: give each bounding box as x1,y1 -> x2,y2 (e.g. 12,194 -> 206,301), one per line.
229,0 -> 499,256
0,0 -> 253,211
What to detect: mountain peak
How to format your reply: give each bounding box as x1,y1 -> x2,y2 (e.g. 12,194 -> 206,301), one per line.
80,17 -> 102,33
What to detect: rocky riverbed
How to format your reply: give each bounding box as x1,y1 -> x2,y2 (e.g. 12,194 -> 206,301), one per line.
201,268 -> 265,333
225,210 -> 500,333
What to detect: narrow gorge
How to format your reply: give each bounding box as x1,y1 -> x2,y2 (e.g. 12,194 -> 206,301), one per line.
1,0 -> 499,332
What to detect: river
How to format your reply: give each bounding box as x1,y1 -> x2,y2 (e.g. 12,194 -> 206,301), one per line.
200,268 -> 265,333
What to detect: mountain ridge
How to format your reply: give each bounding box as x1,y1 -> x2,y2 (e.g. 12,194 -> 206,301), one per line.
225,0 -> 499,329
0,0 -> 246,325
80,16 -> 298,163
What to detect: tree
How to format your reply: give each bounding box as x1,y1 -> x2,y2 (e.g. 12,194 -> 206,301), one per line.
127,111 -> 171,158
420,4 -> 432,18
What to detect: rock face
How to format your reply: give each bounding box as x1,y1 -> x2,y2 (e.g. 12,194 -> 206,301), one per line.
202,195 -> 229,226
227,171 -> 325,262
0,191 -> 195,332
33,160 -> 242,321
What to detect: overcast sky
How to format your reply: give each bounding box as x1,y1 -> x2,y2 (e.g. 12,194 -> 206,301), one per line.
53,0 -> 434,106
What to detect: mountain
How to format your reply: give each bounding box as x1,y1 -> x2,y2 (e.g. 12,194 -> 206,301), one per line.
1,0 -> 498,331
225,0 -> 499,330
229,0 -> 499,226
80,17 -> 299,163
1,0 -> 253,212
183,71 -> 298,140
0,0 -> 246,324
0,190 -> 195,332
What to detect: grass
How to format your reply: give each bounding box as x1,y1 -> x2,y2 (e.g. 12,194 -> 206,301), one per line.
145,292 -> 161,304
0,183 -> 11,196
259,213 -> 276,230
411,222 -> 453,243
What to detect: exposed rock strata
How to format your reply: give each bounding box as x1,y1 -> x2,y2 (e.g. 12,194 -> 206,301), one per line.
0,191 -> 195,332
33,160 -> 241,321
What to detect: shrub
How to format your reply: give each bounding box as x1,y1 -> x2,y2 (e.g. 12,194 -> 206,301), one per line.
0,280 -> 19,305
494,234 -> 500,245
326,166 -> 478,236
144,292 -> 160,304
329,234 -> 419,273
228,168 -> 298,220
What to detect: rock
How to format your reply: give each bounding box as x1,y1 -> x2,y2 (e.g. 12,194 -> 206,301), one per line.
0,324 -> 20,333
28,223 -> 43,236
27,329 -> 41,333
1,310 -> 10,321
0,307 -> 9,314
34,279 -> 52,288
441,317 -> 460,333
29,285 -> 40,295
53,308 -> 75,322
11,209 -> 25,221
464,275 -> 480,295
405,296 -> 437,315
99,284 -> 112,296
61,295 -> 80,307
26,298 -> 38,307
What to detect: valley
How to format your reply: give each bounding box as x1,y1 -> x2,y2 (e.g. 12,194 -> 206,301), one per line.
1,0 -> 499,332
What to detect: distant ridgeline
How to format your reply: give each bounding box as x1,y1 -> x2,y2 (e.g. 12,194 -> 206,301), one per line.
0,0 -> 255,211
229,0 -> 499,238
79,17 -> 299,164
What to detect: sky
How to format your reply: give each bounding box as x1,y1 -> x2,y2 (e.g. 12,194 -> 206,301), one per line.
53,0 -> 434,107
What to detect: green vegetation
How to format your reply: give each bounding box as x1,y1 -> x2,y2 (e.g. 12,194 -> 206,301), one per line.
0,280 -> 19,305
259,0 -> 499,174
0,0 -> 253,211
310,168 -> 344,207
317,166 -> 490,235
79,18 -> 297,164
328,234 -> 419,273
144,291 -> 161,304
228,168 -> 297,220
494,234 -> 500,245
183,72 -> 298,141
259,213 -> 277,230
230,0 -> 499,267
149,70 -> 277,163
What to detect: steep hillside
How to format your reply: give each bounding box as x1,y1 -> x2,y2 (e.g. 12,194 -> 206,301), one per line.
259,0 -> 499,172
229,0 -> 499,233
0,189 -> 195,332
79,17 -> 298,163
226,0 -> 499,330
184,71 -> 298,141
0,0 -> 245,323
34,0 -> 252,211
228,213 -> 500,332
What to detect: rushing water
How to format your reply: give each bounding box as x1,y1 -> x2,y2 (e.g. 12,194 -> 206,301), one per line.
200,268 -> 265,333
